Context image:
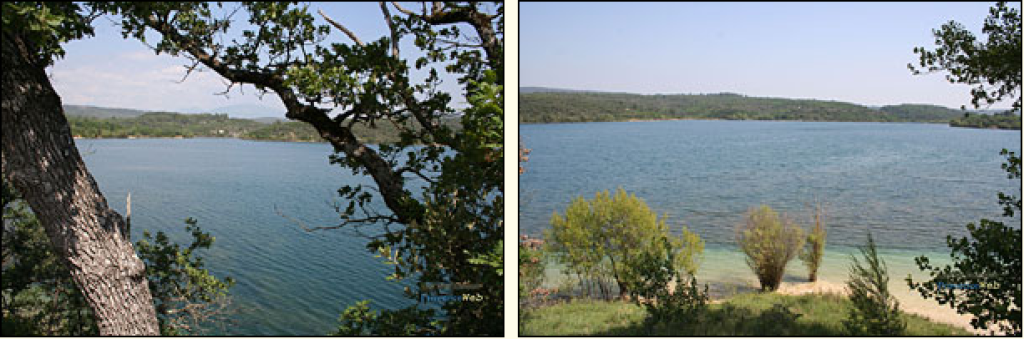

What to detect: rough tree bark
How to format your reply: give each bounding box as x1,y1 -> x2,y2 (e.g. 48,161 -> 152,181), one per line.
1,31 -> 160,335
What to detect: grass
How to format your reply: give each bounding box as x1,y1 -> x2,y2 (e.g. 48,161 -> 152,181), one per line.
519,292 -> 972,336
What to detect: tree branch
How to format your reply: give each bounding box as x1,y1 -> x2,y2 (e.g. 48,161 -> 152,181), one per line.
318,9 -> 364,47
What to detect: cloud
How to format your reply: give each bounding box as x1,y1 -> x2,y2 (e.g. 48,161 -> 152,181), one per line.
50,46 -> 286,115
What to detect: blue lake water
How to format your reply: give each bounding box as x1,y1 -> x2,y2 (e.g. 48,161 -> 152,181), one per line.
519,120 -> 1020,325
76,138 -> 416,335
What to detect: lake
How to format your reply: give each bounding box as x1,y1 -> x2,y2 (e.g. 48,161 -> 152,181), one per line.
76,138 -> 417,335
519,120 -> 1020,326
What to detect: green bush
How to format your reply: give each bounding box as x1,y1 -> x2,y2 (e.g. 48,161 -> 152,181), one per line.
546,188 -> 703,300
736,205 -> 805,291
626,235 -> 709,329
799,204 -> 827,282
844,233 -> 905,336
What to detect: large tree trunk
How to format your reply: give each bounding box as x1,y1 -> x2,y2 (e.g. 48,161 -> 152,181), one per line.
2,31 -> 160,335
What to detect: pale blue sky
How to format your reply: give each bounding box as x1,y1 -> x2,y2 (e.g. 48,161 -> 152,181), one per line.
50,2 -> 477,118
521,2 -> 1017,109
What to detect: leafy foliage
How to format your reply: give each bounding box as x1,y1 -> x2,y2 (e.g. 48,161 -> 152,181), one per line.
519,91 -> 966,123
0,2 -> 95,66
2,181 -> 233,335
736,205 -> 805,291
627,234 -> 710,331
546,188 -> 704,299
799,204 -> 827,282
910,1 -> 1022,114
844,233 -> 906,336
37,2 -> 502,334
906,3 -> 1022,333
135,218 -> 236,335
331,300 -> 439,336
908,150 -> 1021,335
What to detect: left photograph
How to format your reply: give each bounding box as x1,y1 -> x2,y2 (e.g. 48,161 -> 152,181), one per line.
2,2 -> 503,336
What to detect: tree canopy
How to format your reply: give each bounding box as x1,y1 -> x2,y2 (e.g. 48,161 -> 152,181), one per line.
91,2 -> 503,334
910,1 -> 1021,114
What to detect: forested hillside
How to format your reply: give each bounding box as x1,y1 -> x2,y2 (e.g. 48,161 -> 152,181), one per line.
63,104 -> 150,118
518,91 -> 966,123
68,111 -> 458,143
949,113 -> 1022,129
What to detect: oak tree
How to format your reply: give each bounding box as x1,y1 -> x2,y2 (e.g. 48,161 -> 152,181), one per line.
100,2 -> 503,334
1,2 -> 160,334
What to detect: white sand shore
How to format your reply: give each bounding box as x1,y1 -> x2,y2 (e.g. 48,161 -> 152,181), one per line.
774,280 -> 991,335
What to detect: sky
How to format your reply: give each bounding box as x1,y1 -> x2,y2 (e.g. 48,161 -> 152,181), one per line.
521,2 -> 1017,109
49,3 -> 476,118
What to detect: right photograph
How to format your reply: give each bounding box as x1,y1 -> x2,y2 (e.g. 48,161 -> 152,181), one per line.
518,2 -> 1021,337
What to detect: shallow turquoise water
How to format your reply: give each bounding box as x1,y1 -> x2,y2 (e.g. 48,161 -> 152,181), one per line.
520,120 -> 1020,324
77,138 -> 416,335
520,120 -> 1020,249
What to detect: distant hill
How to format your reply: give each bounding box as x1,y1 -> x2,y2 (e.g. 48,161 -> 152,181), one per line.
950,112 -> 1021,130
251,117 -> 287,124
66,110 -> 460,143
64,103 -> 286,120
876,104 -> 964,122
519,91 -> 968,124
206,104 -> 285,119
519,86 -> 609,94
63,105 -> 150,118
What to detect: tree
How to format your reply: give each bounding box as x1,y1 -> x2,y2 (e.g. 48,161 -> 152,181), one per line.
845,233 -> 906,336
736,205 -> 805,291
908,2 -> 1023,335
102,2 -> 503,334
909,1 -> 1021,114
908,150 -> 1021,335
547,188 -> 703,300
2,181 -> 98,336
799,204 -> 827,282
3,180 -> 234,335
1,3 -> 160,334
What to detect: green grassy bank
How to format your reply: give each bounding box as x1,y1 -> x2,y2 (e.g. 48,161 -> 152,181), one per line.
519,293 -> 971,336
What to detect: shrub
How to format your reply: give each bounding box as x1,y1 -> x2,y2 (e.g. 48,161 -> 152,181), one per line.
799,204 -> 827,282
518,235 -> 546,301
844,233 -> 905,336
626,234 -> 709,334
547,188 -> 703,300
736,205 -> 805,291
135,218 -> 236,335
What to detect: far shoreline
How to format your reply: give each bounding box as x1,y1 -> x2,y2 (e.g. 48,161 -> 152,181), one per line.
73,135 -> 328,143
518,117 -> 954,126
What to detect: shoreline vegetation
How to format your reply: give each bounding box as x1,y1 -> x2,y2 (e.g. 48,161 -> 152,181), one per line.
518,90 -> 1021,130
65,106 -> 459,144
519,287 -> 973,336
519,181 -> 1020,336
522,250 -> 984,336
